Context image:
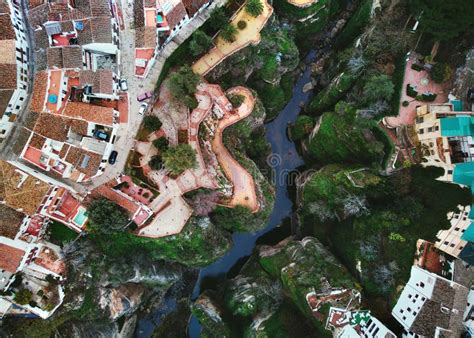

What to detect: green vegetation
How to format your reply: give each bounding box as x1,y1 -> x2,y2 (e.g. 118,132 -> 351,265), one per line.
431,62 -> 452,83
290,115 -> 314,141
13,289 -> 32,305
189,30 -> 213,56
152,136 -> 169,152
228,93 -> 245,108
308,102 -> 385,165
143,116 -> 162,132
209,7 -> 229,31
409,0 -> 474,41
237,20 -> 247,30
149,155 -> 163,170
211,206 -> 255,232
245,0 -> 264,17
47,221 -> 77,246
168,65 -> 201,109
87,198 -> 129,234
308,72 -> 358,113
334,0 -> 372,49
389,56 -> 406,116
162,144 -> 197,175
363,74 -> 395,104
220,23 -> 238,42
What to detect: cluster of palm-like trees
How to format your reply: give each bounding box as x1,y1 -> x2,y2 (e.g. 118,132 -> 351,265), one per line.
220,0 -> 264,43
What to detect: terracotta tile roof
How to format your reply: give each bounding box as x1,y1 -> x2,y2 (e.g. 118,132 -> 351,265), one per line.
135,26 -> 156,48
30,71 -> 48,113
79,69 -> 113,95
59,143 -> 70,158
0,160 -> 50,215
62,101 -> 114,125
60,20 -> 74,32
134,0 -> 144,28
144,0 -> 155,6
28,0 -> 46,8
90,0 -> 111,17
90,16 -> 112,43
34,245 -> 65,275
0,0 -> 10,14
166,2 -> 187,31
69,118 -> 88,135
0,204 -> 24,239
62,46 -> 83,69
29,133 -> 46,149
64,145 -> 102,177
76,19 -> 93,45
0,89 -> 14,117
0,13 -> 15,40
182,0 -> 208,17
0,243 -> 25,273
0,40 -> 15,64
33,114 -> 69,141
92,185 -> 139,216
0,64 -> 16,89
28,3 -> 49,28
47,47 -> 64,68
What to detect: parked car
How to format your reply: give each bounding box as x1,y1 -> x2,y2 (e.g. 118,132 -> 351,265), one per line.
137,91 -> 153,102
108,150 -> 118,164
119,79 -> 128,91
138,103 -> 148,116
93,130 -> 108,141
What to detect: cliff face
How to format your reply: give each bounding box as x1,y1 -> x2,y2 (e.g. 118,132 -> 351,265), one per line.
192,236 -> 357,337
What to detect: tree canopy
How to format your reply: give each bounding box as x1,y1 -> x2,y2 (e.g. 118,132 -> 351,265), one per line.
153,136 -> 170,152
220,24 -> 238,43
87,198 -> 129,234
149,155 -> 163,170
14,288 -> 33,305
162,144 -> 197,175
363,74 -> 395,104
189,30 -> 213,56
209,7 -> 228,31
168,66 -> 201,109
143,116 -> 162,132
245,0 -> 264,17
409,0 -> 474,41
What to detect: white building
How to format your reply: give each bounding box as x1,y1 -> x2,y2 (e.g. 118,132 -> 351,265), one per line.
0,0 -> 30,138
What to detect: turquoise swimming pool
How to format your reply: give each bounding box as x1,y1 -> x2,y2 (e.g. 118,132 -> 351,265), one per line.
73,207 -> 88,226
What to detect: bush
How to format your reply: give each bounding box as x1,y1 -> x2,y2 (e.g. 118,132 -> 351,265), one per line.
14,289 -> 32,305
245,0 -> 264,17
420,93 -> 437,102
162,144 -> 197,175
402,100 -> 409,107
406,84 -> 418,98
87,198 -> 129,234
431,62 -> 452,83
143,116 -> 162,132
228,94 -> 245,108
363,74 -> 395,104
149,155 -> 163,170
153,136 -> 169,151
237,20 -> 247,30
290,115 -> 314,141
411,63 -> 424,72
209,7 -> 228,32
220,24 -> 238,43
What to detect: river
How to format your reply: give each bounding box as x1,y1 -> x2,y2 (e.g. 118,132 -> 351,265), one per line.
136,49 -> 317,337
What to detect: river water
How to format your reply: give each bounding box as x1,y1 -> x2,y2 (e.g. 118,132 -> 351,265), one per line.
136,50 -> 317,337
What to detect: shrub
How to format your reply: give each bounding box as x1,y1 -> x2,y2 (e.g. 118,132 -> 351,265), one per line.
209,7 -> 228,31
406,84 -> 418,98
220,24 -> 238,43
149,155 -> 163,170
143,116 -> 162,132
363,74 -> 395,103
237,20 -> 247,30
421,93 -> 437,102
14,289 -> 32,305
162,144 -> 197,175
402,100 -> 409,107
228,94 -> 245,108
291,115 -> 315,141
411,63 -> 424,72
245,0 -> 264,17
153,136 -> 170,151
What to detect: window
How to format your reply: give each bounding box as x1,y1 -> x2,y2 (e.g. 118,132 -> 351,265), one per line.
455,227 -> 460,231
448,170 -> 453,174
435,126 -> 439,131
419,128 -> 424,134
450,243 -> 455,247
428,127 -> 433,132
420,282 -> 425,288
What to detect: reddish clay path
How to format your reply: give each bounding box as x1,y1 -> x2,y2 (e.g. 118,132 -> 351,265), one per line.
385,53 -> 450,128
211,86 -> 259,212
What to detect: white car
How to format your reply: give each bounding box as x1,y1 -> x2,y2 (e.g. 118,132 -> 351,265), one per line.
138,103 -> 148,116
119,79 -> 128,91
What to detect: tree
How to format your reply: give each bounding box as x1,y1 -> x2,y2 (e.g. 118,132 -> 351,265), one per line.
228,94 -> 245,108
189,191 -> 220,216
168,66 -> 200,108
189,30 -> 213,56
87,198 -> 129,234
209,7 -> 228,31
409,0 -> 474,41
290,115 -> 314,141
14,288 -> 32,305
143,116 -> 162,132
162,144 -> 197,175
153,136 -> 169,152
211,205 -> 253,232
149,155 -> 163,170
363,74 -> 394,103
220,24 -> 238,43
245,0 -> 264,17
431,62 -> 452,83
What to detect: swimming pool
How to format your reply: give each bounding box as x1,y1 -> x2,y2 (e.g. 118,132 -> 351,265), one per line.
73,207 -> 88,227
